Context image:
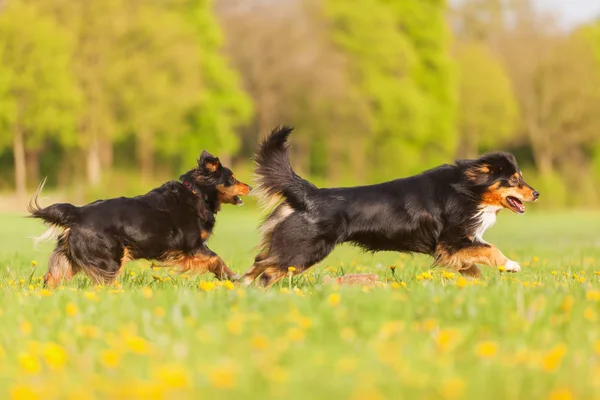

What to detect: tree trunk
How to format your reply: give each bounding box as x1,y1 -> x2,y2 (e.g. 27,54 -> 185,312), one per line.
87,135 -> 102,186
137,129 -> 154,182
101,139 -> 113,172
457,128 -> 478,159
13,125 -> 26,200
26,150 -> 40,187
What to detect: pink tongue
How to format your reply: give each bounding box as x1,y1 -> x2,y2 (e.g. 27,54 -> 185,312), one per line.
512,198 -> 524,212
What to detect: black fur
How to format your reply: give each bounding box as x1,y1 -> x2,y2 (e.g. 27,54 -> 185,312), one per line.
244,126 -> 539,285
29,151 -> 252,287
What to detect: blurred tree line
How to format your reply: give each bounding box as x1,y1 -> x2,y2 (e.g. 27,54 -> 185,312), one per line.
0,0 -> 599,207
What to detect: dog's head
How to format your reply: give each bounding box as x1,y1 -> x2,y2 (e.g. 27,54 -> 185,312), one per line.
188,150 -> 252,206
458,152 -> 539,214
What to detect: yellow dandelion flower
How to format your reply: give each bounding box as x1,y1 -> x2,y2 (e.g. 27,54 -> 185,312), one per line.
287,327 -> 305,343
584,307 -> 597,322
209,366 -> 236,389
226,317 -> 244,335
20,320 -> 32,336
476,341 -> 498,360
297,316 -> 312,329
287,266 -> 296,273
199,281 -> 216,292
340,327 -> 355,342
442,271 -> 456,279
153,364 -> 190,389
31,260 -> 38,267
223,280 -> 235,290
561,295 -> 574,313
251,335 -> 269,351
548,388 -> 573,400
391,282 -> 401,289
435,329 -> 461,353
455,277 -> 468,289
586,290 -> 600,302
542,344 -> 567,372
43,342 -> 67,370
153,307 -> 165,318
389,265 -> 396,271
533,256 -> 539,262
551,271 -> 557,275
328,293 -> 341,307
498,265 -> 506,272
66,303 -> 78,317
18,352 -> 40,374
10,385 -> 38,400
39,289 -> 53,297
84,291 -> 99,302
141,287 -> 153,299
441,377 -> 466,400
265,366 -> 289,383
75,325 -> 100,339
125,336 -> 149,355
100,349 -> 120,369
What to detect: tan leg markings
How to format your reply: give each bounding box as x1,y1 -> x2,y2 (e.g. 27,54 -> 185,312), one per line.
435,244 -> 521,273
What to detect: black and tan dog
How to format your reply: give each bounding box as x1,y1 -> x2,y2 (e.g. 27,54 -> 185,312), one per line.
30,151 -> 251,287
243,126 -> 539,286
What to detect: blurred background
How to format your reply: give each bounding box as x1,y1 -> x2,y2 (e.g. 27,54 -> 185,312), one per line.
1,0 -> 600,210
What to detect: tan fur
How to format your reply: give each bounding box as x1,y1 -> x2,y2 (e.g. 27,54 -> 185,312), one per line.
121,247 -> 132,268
159,250 -> 237,280
43,248 -> 79,288
216,181 -> 251,205
457,264 -> 482,278
435,244 -> 509,270
481,178 -> 537,208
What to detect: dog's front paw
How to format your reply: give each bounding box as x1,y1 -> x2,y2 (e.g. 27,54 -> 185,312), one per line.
504,260 -> 521,273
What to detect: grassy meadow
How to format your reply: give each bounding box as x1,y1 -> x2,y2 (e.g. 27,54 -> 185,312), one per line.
1,204 -> 600,399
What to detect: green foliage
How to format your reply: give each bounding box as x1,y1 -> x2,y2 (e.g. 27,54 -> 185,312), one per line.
178,0 -> 254,162
456,41 -> 518,154
0,1 -> 80,149
324,0 -> 456,179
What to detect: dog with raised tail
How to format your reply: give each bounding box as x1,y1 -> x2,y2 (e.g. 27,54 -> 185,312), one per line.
243,126 -> 539,287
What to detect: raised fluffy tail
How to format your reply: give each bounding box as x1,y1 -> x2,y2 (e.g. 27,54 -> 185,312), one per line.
28,179 -> 79,244
254,126 -> 317,211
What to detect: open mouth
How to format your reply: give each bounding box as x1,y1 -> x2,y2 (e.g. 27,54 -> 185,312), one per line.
233,196 -> 244,206
506,196 -> 525,214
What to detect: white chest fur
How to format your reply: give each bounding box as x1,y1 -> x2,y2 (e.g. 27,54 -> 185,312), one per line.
472,206 -> 501,242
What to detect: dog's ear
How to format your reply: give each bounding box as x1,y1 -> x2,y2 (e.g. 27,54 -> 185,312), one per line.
457,159 -> 492,183
198,150 -> 221,174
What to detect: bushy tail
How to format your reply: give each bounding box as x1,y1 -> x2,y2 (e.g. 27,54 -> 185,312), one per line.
28,179 -> 79,247
254,126 -> 317,211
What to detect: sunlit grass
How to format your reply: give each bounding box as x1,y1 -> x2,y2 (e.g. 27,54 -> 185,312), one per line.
0,209 -> 599,399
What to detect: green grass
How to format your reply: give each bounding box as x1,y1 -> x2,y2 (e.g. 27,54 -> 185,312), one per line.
1,208 -> 600,399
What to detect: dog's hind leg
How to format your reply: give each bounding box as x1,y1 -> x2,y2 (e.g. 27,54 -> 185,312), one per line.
243,214 -> 338,287
44,248 -> 80,288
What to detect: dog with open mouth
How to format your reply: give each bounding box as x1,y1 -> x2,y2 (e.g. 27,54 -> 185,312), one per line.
29,150 -> 252,287
243,126 -> 539,286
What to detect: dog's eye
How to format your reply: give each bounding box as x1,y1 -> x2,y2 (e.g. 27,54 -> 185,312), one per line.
229,177 -> 235,185
509,176 -> 518,186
